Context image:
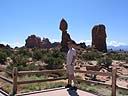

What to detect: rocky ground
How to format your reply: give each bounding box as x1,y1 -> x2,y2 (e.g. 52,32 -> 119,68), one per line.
75,60 -> 128,89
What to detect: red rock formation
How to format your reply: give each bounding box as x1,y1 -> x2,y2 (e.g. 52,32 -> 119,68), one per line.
59,19 -> 72,53
41,38 -> 52,49
92,24 -> 107,52
25,35 -> 52,49
25,35 -> 42,48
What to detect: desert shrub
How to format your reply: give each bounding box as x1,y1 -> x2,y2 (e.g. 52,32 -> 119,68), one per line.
18,48 -> 32,57
43,50 -> 65,70
33,50 -> 42,61
6,54 -> 39,71
97,56 -> 112,68
111,53 -> 126,60
6,54 -> 28,71
32,49 -> 53,61
46,57 -> 64,69
41,50 -> 52,63
1,48 -> 12,57
0,51 -> 7,64
82,51 -> 102,60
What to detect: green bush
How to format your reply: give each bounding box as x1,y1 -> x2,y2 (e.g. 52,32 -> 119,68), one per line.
46,57 -> 64,69
33,50 -> 42,61
6,54 -> 28,71
111,53 -> 126,60
18,48 -> 32,57
82,52 -> 102,60
2,49 -> 12,57
97,56 -> 112,68
6,48 -> 65,71
0,51 -> 7,64
43,50 -> 65,70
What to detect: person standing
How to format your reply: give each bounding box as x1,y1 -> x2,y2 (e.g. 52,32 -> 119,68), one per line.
65,41 -> 77,91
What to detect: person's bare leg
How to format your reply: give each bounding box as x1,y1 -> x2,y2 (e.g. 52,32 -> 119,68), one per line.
68,74 -> 72,85
65,74 -> 72,88
73,78 -> 78,87
71,74 -> 77,91
71,74 -> 77,86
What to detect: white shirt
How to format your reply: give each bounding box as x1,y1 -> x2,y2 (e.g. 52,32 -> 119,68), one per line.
66,48 -> 76,66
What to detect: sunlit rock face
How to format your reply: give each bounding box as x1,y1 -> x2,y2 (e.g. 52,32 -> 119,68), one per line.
92,24 -> 107,52
25,35 -> 42,48
25,35 -> 52,49
41,38 -> 52,49
59,19 -> 72,53
59,19 -> 76,53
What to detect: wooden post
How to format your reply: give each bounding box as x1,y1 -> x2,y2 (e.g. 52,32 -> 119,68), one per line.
11,67 -> 18,95
112,67 -> 117,96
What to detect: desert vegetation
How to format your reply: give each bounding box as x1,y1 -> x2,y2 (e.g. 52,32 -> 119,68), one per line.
0,48 -> 65,72
0,46 -> 128,95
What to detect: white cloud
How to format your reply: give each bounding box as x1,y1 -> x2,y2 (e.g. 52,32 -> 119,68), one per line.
50,39 -> 60,43
77,40 -> 91,46
85,40 -> 91,45
77,40 -> 127,47
0,41 -> 24,48
107,40 -> 127,47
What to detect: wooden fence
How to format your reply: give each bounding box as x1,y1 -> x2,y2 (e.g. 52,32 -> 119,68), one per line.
0,68 -> 67,96
75,67 -> 116,96
0,67 -> 127,96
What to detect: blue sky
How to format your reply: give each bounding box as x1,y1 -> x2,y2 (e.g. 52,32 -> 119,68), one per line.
0,0 -> 128,47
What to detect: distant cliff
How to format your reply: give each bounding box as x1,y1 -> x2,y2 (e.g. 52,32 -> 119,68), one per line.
25,35 -> 60,49
25,35 -> 52,49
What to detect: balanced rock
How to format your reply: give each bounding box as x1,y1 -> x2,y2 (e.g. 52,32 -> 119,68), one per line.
59,19 -> 72,53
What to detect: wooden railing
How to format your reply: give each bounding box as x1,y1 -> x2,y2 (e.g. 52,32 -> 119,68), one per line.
0,68 -> 67,96
0,76 -> 13,84
75,67 -> 117,96
0,67 -> 127,96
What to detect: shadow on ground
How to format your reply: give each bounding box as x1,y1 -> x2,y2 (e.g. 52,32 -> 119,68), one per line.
67,88 -> 79,96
